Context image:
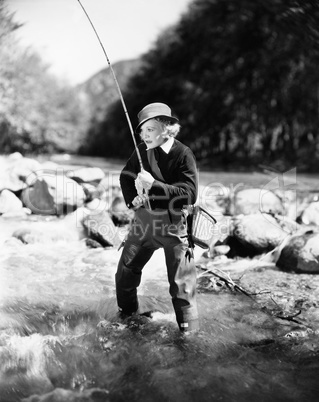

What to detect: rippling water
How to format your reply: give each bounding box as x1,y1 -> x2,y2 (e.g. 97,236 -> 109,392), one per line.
0,219 -> 317,402
1,164 -> 319,402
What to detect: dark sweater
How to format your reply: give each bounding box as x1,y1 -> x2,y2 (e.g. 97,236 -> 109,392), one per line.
120,139 -> 198,211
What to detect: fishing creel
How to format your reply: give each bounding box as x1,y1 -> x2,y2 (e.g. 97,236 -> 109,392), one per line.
189,205 -> 217,249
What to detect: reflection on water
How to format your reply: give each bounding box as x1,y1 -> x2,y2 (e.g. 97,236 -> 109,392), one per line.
1,216 -> 319,402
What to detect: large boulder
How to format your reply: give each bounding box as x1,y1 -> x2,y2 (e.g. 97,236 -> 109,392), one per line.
276,231 -> 319,273
109,195 -> 134,225
21,180 -> 55,215
0,156 -> 42,192
0,190 -> 23,214
230,213 -> 288,255
44,173 -> 85,214
67,167 -> 105,184
83,210 -> 122,248
81,183 -> 100,202
299,201 -> 319,226
22,173 -> 85,215
231,188 -> 284,216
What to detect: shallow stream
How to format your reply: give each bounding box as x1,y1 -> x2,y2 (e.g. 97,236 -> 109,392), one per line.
1,163 -> 319,401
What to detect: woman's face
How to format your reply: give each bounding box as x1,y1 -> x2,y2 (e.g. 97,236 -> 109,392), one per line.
139,119 -> 166,149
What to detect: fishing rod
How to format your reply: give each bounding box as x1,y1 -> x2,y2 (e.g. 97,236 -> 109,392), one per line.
77,0 -> 144,170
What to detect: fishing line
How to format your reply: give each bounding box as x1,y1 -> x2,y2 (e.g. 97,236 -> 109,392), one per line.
77,0 -> 144,170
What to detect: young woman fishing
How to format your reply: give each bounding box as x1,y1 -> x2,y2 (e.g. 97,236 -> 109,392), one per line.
115,102 -> 199,333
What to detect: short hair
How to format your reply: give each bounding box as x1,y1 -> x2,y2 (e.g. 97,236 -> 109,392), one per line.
155,117 -> 181,138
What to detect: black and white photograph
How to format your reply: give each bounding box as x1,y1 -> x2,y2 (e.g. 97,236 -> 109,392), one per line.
1,1 -> 319,401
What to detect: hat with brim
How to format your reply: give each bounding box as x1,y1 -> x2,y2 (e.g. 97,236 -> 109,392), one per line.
135,102 -> 179,133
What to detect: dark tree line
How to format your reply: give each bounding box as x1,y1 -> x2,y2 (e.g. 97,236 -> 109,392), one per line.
83,0 -> 319,171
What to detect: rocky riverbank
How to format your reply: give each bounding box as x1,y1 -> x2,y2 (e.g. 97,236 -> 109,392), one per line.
1,152 -> 319,333
1,152 -> 319,272
1,153 -> 319,401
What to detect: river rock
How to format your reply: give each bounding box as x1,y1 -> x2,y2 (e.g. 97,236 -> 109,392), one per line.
83,210 -> 121,247
198,184 -> 229,216
46,173 -> 85,213
0,156 -> 41,192
12,219 -> 85,244
21,179 -> 56,215
276,231 -> 319,273
22,173 -> 85,215
231,188 -> 284,216
81,183 -> 100,202
97,177 -> 122,201
67,167 -> 105,184
11,211 -> 87,244
40,161 -> 59,171
12,157 -> 42,181
8,151 -> 23,161
299,201 -> 319,226
110,195 -> 134,225
12,227 -> 42,244
213,245 -> 231,256
85,198 -> 109,212
274,188 -> 305,222
1,208 -> 31,219
0,189 -> 23,214
231,213 -> 288,254
42,173 -> 86,214
85,238 -> 104,248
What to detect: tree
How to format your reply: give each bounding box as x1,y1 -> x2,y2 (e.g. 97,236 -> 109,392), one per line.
87,0 -> 319,171
0,2 -> 89,154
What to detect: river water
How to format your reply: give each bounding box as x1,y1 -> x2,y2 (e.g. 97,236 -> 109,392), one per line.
1,158 -> 318,402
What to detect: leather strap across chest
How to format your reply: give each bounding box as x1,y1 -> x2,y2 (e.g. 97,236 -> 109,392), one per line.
147,148 -> 165,182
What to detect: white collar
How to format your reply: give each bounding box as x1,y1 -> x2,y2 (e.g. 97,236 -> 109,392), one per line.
160,137 -> 174,154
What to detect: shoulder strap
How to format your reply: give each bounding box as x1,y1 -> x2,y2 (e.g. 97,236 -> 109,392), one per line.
147,149 -> 165,182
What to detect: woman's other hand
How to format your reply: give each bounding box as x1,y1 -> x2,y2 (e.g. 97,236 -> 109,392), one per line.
131,193 -> 149,209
